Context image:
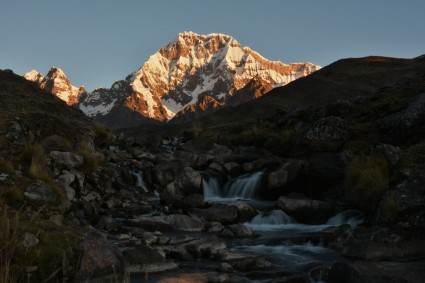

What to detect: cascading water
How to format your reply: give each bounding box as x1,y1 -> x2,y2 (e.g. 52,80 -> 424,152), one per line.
250,209 -> 295,225
202,171 -> 263,201
326,209 -> 363,227
201,172 -> 222,201
133,171 -> 149,192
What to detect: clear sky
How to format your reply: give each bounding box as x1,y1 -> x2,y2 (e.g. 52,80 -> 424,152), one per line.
1,0 -> 424,91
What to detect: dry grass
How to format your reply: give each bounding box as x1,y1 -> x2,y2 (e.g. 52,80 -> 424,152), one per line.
78,146 -> 104,174
344,154 -> 389,213
0,155 -> 13,173
0,199 -> 25,283
93,123 -> 115,149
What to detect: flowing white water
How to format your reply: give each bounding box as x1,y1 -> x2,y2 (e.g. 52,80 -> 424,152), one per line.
134,171 -> 149,192
202,171 -> 264,201
326,209 -> 363,227
202,173 -> 222,201
223,171 -> 263,199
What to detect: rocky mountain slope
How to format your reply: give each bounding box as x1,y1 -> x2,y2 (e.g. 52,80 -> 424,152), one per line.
2,53 -> 425,282
24,67 -> 86,105
76,32 -> 319,128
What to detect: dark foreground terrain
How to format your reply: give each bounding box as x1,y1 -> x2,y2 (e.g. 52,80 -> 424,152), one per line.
1,54 -> 425,283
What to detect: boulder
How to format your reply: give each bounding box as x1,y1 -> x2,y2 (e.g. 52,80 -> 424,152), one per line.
268,170 -> 288,190
223,162 -> 242,177
376,144 -> 401,165
78,231 -> 124,281
300,116 -> 350,152
278,195 -> 333,224
6,117 -> 31,145
166,214 -> 204,232
227,224 -> 253,238
24,182 -> 57,201
151,160 -> 183,187
124,216 -> 174,232
124,243 -> 165,265
49,151 -> 84,168
174,167 -> 202,195
376,91 -> 425,141
190,202 -> 257,225
189,204 -> 238,225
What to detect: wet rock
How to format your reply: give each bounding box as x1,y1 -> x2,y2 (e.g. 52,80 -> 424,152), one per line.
223,162 -> 242,177
183,236 -> 226,258
300,116 -> 350,152
161,246 -> 194,261
268,170 -> 288,189
152,160 -> 182,187
166,214 -> 204,232
206,221 -> 225,233
243,157 -> 282,172
227,223 -> 253,238
156,273 -> 207,283
190,202 -> 256,225
24,182 -> 57,201
232,257 -> 272,272
124,216 -> 173,232
278,194 -> 333,224
124,243 -> 165,265
219,262 -> 233,273
78,231 -> 124,281
49,151 -> 84,168
174,167 -> 202,195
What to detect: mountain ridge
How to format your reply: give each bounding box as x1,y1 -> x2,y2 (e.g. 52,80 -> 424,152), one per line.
24,32 -> 320,128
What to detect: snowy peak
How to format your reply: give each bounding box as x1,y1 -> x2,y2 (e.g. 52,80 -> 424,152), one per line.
24,67 -> 86,105
77,31 -> 320,128
24,70 -> 44,84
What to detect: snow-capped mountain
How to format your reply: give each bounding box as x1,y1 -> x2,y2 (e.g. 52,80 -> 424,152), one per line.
78,32 -> 320,127
24,67 -> 86,105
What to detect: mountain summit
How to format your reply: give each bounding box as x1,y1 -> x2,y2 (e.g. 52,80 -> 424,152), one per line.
24,67 -> 86,105
79,32 -> 320,128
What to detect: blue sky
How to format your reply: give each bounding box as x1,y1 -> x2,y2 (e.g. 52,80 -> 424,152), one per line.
1,0 -> 424,91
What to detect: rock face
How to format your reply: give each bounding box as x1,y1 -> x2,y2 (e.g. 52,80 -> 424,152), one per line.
24,67 -> 86,105
77,32 -> 320,128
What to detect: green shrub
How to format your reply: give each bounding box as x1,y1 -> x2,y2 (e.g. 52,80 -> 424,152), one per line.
344,154 -> 389,213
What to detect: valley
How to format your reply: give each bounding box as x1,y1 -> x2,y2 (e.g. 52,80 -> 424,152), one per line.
1,33 -> 425,283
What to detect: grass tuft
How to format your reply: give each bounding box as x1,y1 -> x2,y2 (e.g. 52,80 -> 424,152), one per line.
344,154 -> 389,213
78,146 -> 104,174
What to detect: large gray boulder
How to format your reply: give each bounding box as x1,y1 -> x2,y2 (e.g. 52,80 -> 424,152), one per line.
78,231 -> 124,282
166,214 -> 204,232
24,182 -> 57,201
49,151 -> 84,168
278,194 -> 333,224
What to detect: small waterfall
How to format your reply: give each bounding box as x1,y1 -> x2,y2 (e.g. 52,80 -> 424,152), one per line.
250,210 -> 295,225
134,171 -> 149,192
223,171 -> 263,200
326,209 -> 363,227
202,172 -> 222,201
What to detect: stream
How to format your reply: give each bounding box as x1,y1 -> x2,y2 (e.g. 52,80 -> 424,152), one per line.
131,171 -> 363,282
